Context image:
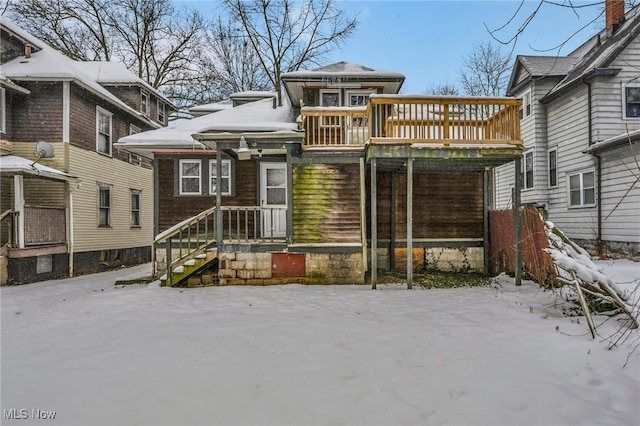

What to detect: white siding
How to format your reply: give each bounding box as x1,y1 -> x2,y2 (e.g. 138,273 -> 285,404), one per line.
67,144 -> 153,252
493,162 -> 515,209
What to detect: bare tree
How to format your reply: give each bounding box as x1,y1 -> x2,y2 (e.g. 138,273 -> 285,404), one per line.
7,0 -> 206,112
425,82 -> 461,96
458,41 -> 512,97
222,0 -> 358,105
201,17 -> 272,100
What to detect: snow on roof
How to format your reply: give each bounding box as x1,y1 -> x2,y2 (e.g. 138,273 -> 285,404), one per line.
229,91 -> 276,99
0,69 -> 30,94
0,155 -> 79,182
188,99 -> 233,116
281,61 -> 405,80
118,97 -> 299,151
80,61 -> 173,107
0,16 -> 44,50
587,127 -> 640,152
0,18 -> 161,128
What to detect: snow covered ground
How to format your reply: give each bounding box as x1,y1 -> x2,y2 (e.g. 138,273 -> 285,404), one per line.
1,260 -> 639,426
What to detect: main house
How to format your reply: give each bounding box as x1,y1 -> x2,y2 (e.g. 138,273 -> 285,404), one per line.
495,1 -> 640,257
0,18 -> 174,284
117,62 -> 523,287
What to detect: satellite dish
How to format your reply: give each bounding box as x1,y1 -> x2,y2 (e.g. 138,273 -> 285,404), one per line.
34,141 -> 55,159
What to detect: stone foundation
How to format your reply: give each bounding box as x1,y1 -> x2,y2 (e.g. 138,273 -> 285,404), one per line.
375,247 -> 484,273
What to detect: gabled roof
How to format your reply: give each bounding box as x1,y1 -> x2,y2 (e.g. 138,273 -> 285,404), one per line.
116,97 -> 301,158
0,17 -> 162,128
281,61 -> 405,107
506,6 -> 640,100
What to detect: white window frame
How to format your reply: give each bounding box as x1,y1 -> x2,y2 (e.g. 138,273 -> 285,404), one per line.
548,147 -> 558,188
319,89 -> 341,127
622,83 -> 640,119
141,90 -> 149,116
129,124 -> 140,135
521,149 -> 534,190
519,90 -> 532,120
96,106 -> 112,156
157,99 -> 166,124
98,184 -> 112,227
346,90 -> 375,108
209,159 -> 232,196
130,190 -> 141,228
0,87 -> 6,134
568,169 -> 596,208
179,159 -> 201,195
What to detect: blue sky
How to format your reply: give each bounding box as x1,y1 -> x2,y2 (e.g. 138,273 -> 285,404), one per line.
177,1 -> 607,94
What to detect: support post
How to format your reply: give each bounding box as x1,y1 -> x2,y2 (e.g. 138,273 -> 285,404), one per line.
483,168 -> 490,276
14,175 -> 25,248
215,146 -> 223,244
514,157 -> 522,286
390,172 -> 396,270
286,145 -> 294,245
360,157 -> 368,272
406,158 -> 413,289
371,158 -> 377,289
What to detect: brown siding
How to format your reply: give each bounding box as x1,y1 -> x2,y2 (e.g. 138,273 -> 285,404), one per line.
103,85 -> 168,126
292,163 -> 361,243
10,82 -> 63,142
371,172 -> 484,239
157,154 -> 259,232
0,29 -> 27,62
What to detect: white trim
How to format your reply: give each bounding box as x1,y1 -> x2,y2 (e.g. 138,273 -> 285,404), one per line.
346,89 -> 376,107
519,89 -> 532,121
96,106 -> 113,156
62,81 -> 70,142
97,183 -> 112,227
621,82 -> 640,119
521,148 -> 534,190
179,159 -> 201,195
548,146 -> 558,188
130,189 -> 141,228
141,90 -> 149,116
0,87 -> 6,134
157,99 -> 165,124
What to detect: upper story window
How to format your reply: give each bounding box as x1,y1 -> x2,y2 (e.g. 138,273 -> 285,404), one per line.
320,89 -> 341,127
548,147 -> 558,188
179,159 -> 201,195
519,90 -> 532,120
0,87 -> 6,134
568,169 -> 595,207
347,90 -> 375,107
623,84 -> 640,118
520,149 -> 534,189
96,107 -> 112,156
157,100 -> 166,124
141,91 -> 149,115
210,159 -> 232,196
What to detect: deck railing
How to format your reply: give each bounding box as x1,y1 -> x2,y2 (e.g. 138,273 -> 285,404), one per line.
299,96 -> 522,147
153,206 -> 287,284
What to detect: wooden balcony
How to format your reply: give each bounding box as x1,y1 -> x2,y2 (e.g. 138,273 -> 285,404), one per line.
300,95 -> 522,148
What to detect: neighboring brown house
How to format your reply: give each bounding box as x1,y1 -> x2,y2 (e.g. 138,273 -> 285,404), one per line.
0,17 -> 174,284
118,62 -> 523,288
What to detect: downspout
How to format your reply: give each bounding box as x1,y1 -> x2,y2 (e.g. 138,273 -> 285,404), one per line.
583,77 -> 603,254
68,187 -> 74,277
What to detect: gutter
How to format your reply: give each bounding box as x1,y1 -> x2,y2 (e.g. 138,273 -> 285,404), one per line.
582,76 -> 603,254
541,68 -> 621,104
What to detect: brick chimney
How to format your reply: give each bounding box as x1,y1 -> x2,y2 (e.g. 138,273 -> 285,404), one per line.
606,0 -> 625,31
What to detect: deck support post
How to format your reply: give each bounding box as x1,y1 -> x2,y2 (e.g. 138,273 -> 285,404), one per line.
215,146 -> 223,244
390,172 -> 396,270
514,156 -> 522,286
371,158 -> 377,289
483,168 -> 491,275
406,158 -> 413,289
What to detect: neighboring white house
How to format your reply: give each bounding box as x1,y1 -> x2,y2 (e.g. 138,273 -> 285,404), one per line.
495,2 -> 640,257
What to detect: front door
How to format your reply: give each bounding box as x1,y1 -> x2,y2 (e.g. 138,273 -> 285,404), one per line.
260,162 -> 287,238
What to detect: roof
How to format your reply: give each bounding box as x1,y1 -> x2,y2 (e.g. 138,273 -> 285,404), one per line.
0,17 -> 162,128
282,61 -> 405,80
116,97 -> 301,157
0,155 -> 79,182
586,127 -> 640,153
81,61 -> 174,108
188,99 -> 233,116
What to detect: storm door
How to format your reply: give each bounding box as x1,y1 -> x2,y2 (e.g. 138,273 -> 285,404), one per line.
259,162 -> 287,238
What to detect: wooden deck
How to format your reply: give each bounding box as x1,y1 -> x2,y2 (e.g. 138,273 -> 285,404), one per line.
300,95 -> 522,148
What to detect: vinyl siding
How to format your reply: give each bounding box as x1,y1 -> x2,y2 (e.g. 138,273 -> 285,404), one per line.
67,144 -> 153,252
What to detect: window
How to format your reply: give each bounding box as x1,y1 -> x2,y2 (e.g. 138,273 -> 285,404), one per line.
623,84 -> 640,118
210,159 -> 232,195
0,87 -> 5,134
520,149 -> 534,189
98,184 -> 111,227
347,90 -> 375,107
548,147 -> 558,187
96,107 -> 112,155
157,100 -> 165,123
519,90 -> 531,120
131,191 -> 141,227
141,91 -> 149,115
320,89 -> 341,127
179,159 -> 201,195
569,170 -> 595,207
129,124 -> 140,135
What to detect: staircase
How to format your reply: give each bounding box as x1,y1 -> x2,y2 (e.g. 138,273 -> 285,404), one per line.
159,249 -> 218,287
